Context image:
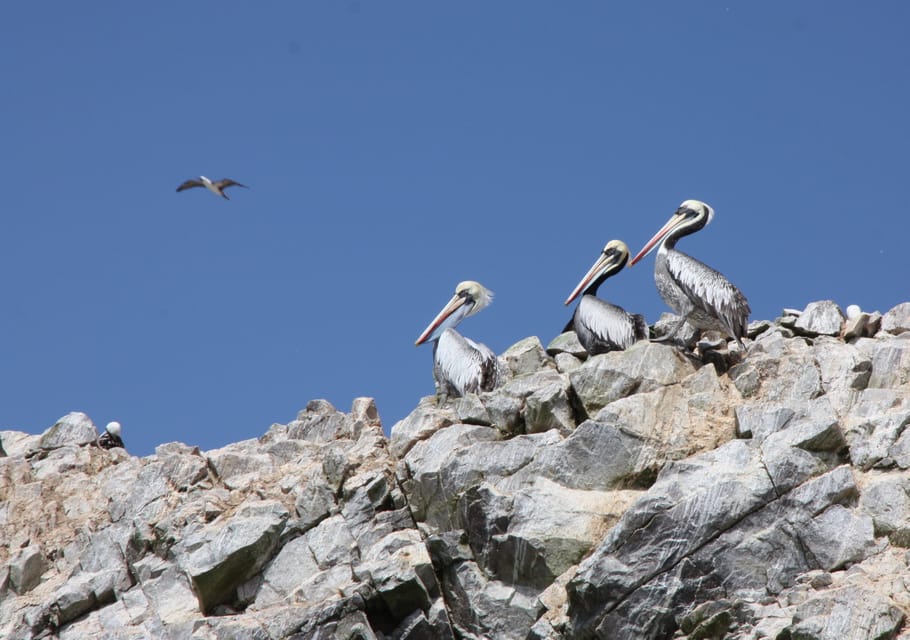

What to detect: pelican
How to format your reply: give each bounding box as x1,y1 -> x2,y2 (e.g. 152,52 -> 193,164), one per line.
564,240 -> 648,354
415,280 -> 501,402
176,176 -> 248,199
629,199 -> 750,348
98,421 -> 124,450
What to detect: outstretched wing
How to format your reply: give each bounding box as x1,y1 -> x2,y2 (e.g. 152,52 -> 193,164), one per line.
215,178 -> 248,190
176,179 -> 204,192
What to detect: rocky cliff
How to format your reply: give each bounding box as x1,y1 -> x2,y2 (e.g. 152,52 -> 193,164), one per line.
2,301 -> 910,640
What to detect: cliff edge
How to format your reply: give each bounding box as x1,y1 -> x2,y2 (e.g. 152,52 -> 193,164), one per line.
2,300 -> 910,640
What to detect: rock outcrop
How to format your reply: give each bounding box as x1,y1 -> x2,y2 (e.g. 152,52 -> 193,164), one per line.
2,300 -> 910,640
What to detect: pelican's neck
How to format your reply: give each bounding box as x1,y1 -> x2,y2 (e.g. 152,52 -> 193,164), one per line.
584,260 -> 626,298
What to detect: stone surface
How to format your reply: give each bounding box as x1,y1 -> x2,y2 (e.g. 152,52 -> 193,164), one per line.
794,300 -> 845,337
883,302 -> 910,335
4,301 -> 910,639
38,412 -> 98,450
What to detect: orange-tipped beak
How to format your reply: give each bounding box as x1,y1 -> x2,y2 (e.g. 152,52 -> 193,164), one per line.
629,213 -> 686,266
415,294 -> 468,345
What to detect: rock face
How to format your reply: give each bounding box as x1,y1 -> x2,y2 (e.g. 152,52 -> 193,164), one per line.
2,301 -> 910,639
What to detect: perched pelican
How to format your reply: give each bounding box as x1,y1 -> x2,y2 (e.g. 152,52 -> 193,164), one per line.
629,199 -> 750,348
98,421 -> 124,450
176,176 -> 248,199
415,280 -> 501,402
564,240 -> 648,354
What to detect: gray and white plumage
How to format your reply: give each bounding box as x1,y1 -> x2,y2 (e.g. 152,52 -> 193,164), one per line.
98,421 -> 124,450
564,240 -> 647,355
176,175 -> 248,199
630,199 -> 750,348
415,280 -> 502,400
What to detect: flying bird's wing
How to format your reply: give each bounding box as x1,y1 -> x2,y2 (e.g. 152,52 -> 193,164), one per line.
176,179 -> 204,192
215,178 -> 248,189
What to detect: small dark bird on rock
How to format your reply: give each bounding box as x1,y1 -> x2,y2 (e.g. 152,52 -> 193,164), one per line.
98,421 -> 124,450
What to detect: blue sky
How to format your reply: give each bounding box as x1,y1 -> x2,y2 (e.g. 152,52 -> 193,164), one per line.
1,3 -> 906,456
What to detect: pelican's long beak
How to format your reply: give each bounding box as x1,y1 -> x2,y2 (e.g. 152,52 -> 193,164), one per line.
415,294 -> 469,345
564,251 -> 621,306
629,212 -> 687,266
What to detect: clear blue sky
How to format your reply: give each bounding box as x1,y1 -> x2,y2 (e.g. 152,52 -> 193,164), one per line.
1,3 -> 906,456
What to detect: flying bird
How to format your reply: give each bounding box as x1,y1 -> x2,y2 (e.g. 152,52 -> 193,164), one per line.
564,239 -> 648,355
415,280 -> 502,402
176,176 -> 248,199
98,421 -> 124,450
629,199 -> 750,348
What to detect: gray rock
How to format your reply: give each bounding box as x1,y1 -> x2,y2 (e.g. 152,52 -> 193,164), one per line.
567,449 -> 871,639
389,398 -> 457,459
179,500 -> 289,613
39,412 -> 98,450
288,399 -> 350,441
454,394 -> 492,426
553,352 -> 582,373
859,473 -> 910,547
729,333 -> 823,403
787,585 -> 904,640
734,403 -> 795,440
793,300 -> 845,337
569,341 -> 696,417
844,389 -> 910,469
882,302 -> 910,335
8,545 -> 47,594
0,431 -> 41,457
652,312 -> 699,345
252,535 -> 320,608
801,504 -> 876,570
546,332 -> 587,359
867,335 -> 910,389
500,336 -> 552,377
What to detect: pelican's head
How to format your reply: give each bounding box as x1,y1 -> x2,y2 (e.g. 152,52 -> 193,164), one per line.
456,280 -> 494,316
677,199 -> 714,225
564,239 -> 630,305
105,421 -> 122,437
415,280 -> 494,345
629,199 -> 714,266
200,175 -> 211,184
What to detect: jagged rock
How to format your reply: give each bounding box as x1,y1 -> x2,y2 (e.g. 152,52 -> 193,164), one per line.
7,303 -> 910,639
546,332 -> 588,359
0,431 -> 41,458
38,412 -> 98,450
843,388 -> 910,469
859,472 -> 910,547
389,397 -> 456,459
652,312 -> 699,345
178,500 -> 289,613
793,300 -> 845,337
883,302 -> 910,335
501,336 -> 552,377
8,545 -> 47,594
591,364 -> 740,470
569,341 -> 696,417
729,330 -> 823,402
553,352 -> 582,373
866,333 -> 910,389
